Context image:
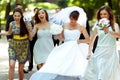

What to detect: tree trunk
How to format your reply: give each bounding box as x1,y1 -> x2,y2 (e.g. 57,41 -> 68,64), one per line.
108,0 -> 112,8
5,2 -> 11,19
16,0 -> 21,4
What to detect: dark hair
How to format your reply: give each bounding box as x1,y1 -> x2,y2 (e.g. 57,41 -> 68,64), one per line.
16,3 -> 23,7
55,7 -> 62,13
55,7 -> 61,10
34,7 -> 39,12
15,3 -> 24,12
34,8 -> 49,24
69,11 -> 79,20
13,8 -> 28,36
97,5 -> 115,31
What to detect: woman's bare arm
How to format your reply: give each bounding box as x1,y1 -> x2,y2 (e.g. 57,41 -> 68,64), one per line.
29,24 -> 37,41
103,24 -> 120,38
77,26 -> 90,44
0,23 -> 12,36
54,28 -> 64,41
87,28 -> 97,60
25,21 -> 33,40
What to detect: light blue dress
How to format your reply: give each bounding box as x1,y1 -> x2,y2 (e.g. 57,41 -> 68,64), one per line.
33,29 -> 54,64
83,26 -> 120,80
30,29 -> 89,80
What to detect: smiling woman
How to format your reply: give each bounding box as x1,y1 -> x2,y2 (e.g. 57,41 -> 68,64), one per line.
0,8 -> 32,80
30,8 -> 54,70
83,5 -> 120,80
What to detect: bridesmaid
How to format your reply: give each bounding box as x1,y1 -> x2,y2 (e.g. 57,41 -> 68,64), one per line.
30,8 -> 54,70
0,8 -> 31,80
84,5 -> 120,80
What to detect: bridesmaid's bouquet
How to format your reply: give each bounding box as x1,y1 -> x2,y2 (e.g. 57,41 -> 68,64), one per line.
50,23 -> 63,35
97,18 -> 110,29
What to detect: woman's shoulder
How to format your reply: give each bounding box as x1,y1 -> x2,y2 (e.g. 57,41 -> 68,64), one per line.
34,24 -> 38,28
34,23 -> 40,30
10,21 -> 15,24
114,22 -> 119,27
9,21 -> 15,28
62,23 -> 68,29
77,23 -> 84,30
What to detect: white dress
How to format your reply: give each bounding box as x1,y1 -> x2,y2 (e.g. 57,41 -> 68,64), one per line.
30,29 -> 89,80
83,27 -> 120,80
33,29 -> 54,64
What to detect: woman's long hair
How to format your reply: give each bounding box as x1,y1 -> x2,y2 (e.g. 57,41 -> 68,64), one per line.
96,5 -> 115,31
34,8 -> 49,24
13,8 -> 28,36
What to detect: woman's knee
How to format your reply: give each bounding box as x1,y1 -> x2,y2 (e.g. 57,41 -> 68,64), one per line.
9,60 -> 16,69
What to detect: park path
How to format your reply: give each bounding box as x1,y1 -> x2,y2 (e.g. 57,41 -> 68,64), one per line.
0,36 -> 37,80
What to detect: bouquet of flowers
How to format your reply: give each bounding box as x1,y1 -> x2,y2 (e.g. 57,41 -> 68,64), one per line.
97,18 -> 110,29
50,23 -> 63,35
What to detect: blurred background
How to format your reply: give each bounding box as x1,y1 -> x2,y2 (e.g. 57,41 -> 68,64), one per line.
0,0 -> 120,31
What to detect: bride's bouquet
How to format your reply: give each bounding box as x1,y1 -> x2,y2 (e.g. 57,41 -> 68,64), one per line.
97,18 -> 110,29
50,23 -> 63,35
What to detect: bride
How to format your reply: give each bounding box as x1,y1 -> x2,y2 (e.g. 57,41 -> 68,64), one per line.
30,10 -> 90,80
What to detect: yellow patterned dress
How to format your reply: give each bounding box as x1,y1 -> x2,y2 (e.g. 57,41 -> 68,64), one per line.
8,21 -> 29,64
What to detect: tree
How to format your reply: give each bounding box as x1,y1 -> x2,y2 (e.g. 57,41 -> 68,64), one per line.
56,0 -> 68,8
107,0 -> 112,8
16,0 -> 21,4
112,0 -> 120,25
5,1 -> 11,19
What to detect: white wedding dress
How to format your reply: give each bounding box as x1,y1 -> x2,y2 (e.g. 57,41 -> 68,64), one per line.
30,29 -> 89,80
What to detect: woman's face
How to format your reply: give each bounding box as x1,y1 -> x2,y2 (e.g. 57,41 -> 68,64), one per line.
38,10 -> 46,21
70,17 -> 77,25
100,10 -> 110,19
13,12 -> 22,22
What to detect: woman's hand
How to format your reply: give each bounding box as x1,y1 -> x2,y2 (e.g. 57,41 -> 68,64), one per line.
102,27 -> 109,33
54,34 -> 64,41
77,40 -> 80,44
86,54 -> 91,60
54,34 -> 60,40
7,39 -> 12,42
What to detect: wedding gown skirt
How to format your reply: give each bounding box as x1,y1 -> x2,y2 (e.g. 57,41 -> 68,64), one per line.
30,41 -> 89,80
83,46 -> 120,80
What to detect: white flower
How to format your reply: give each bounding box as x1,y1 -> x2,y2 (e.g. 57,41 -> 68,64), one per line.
98,18 -> 110,29
50,23 -> 63,35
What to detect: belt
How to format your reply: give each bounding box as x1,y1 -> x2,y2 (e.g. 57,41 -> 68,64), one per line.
13,34 -> 28,40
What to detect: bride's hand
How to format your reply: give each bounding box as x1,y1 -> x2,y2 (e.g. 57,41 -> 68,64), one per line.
54,34 -> 60,40
77,40 -> 80,44
86,54 -> 91,60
